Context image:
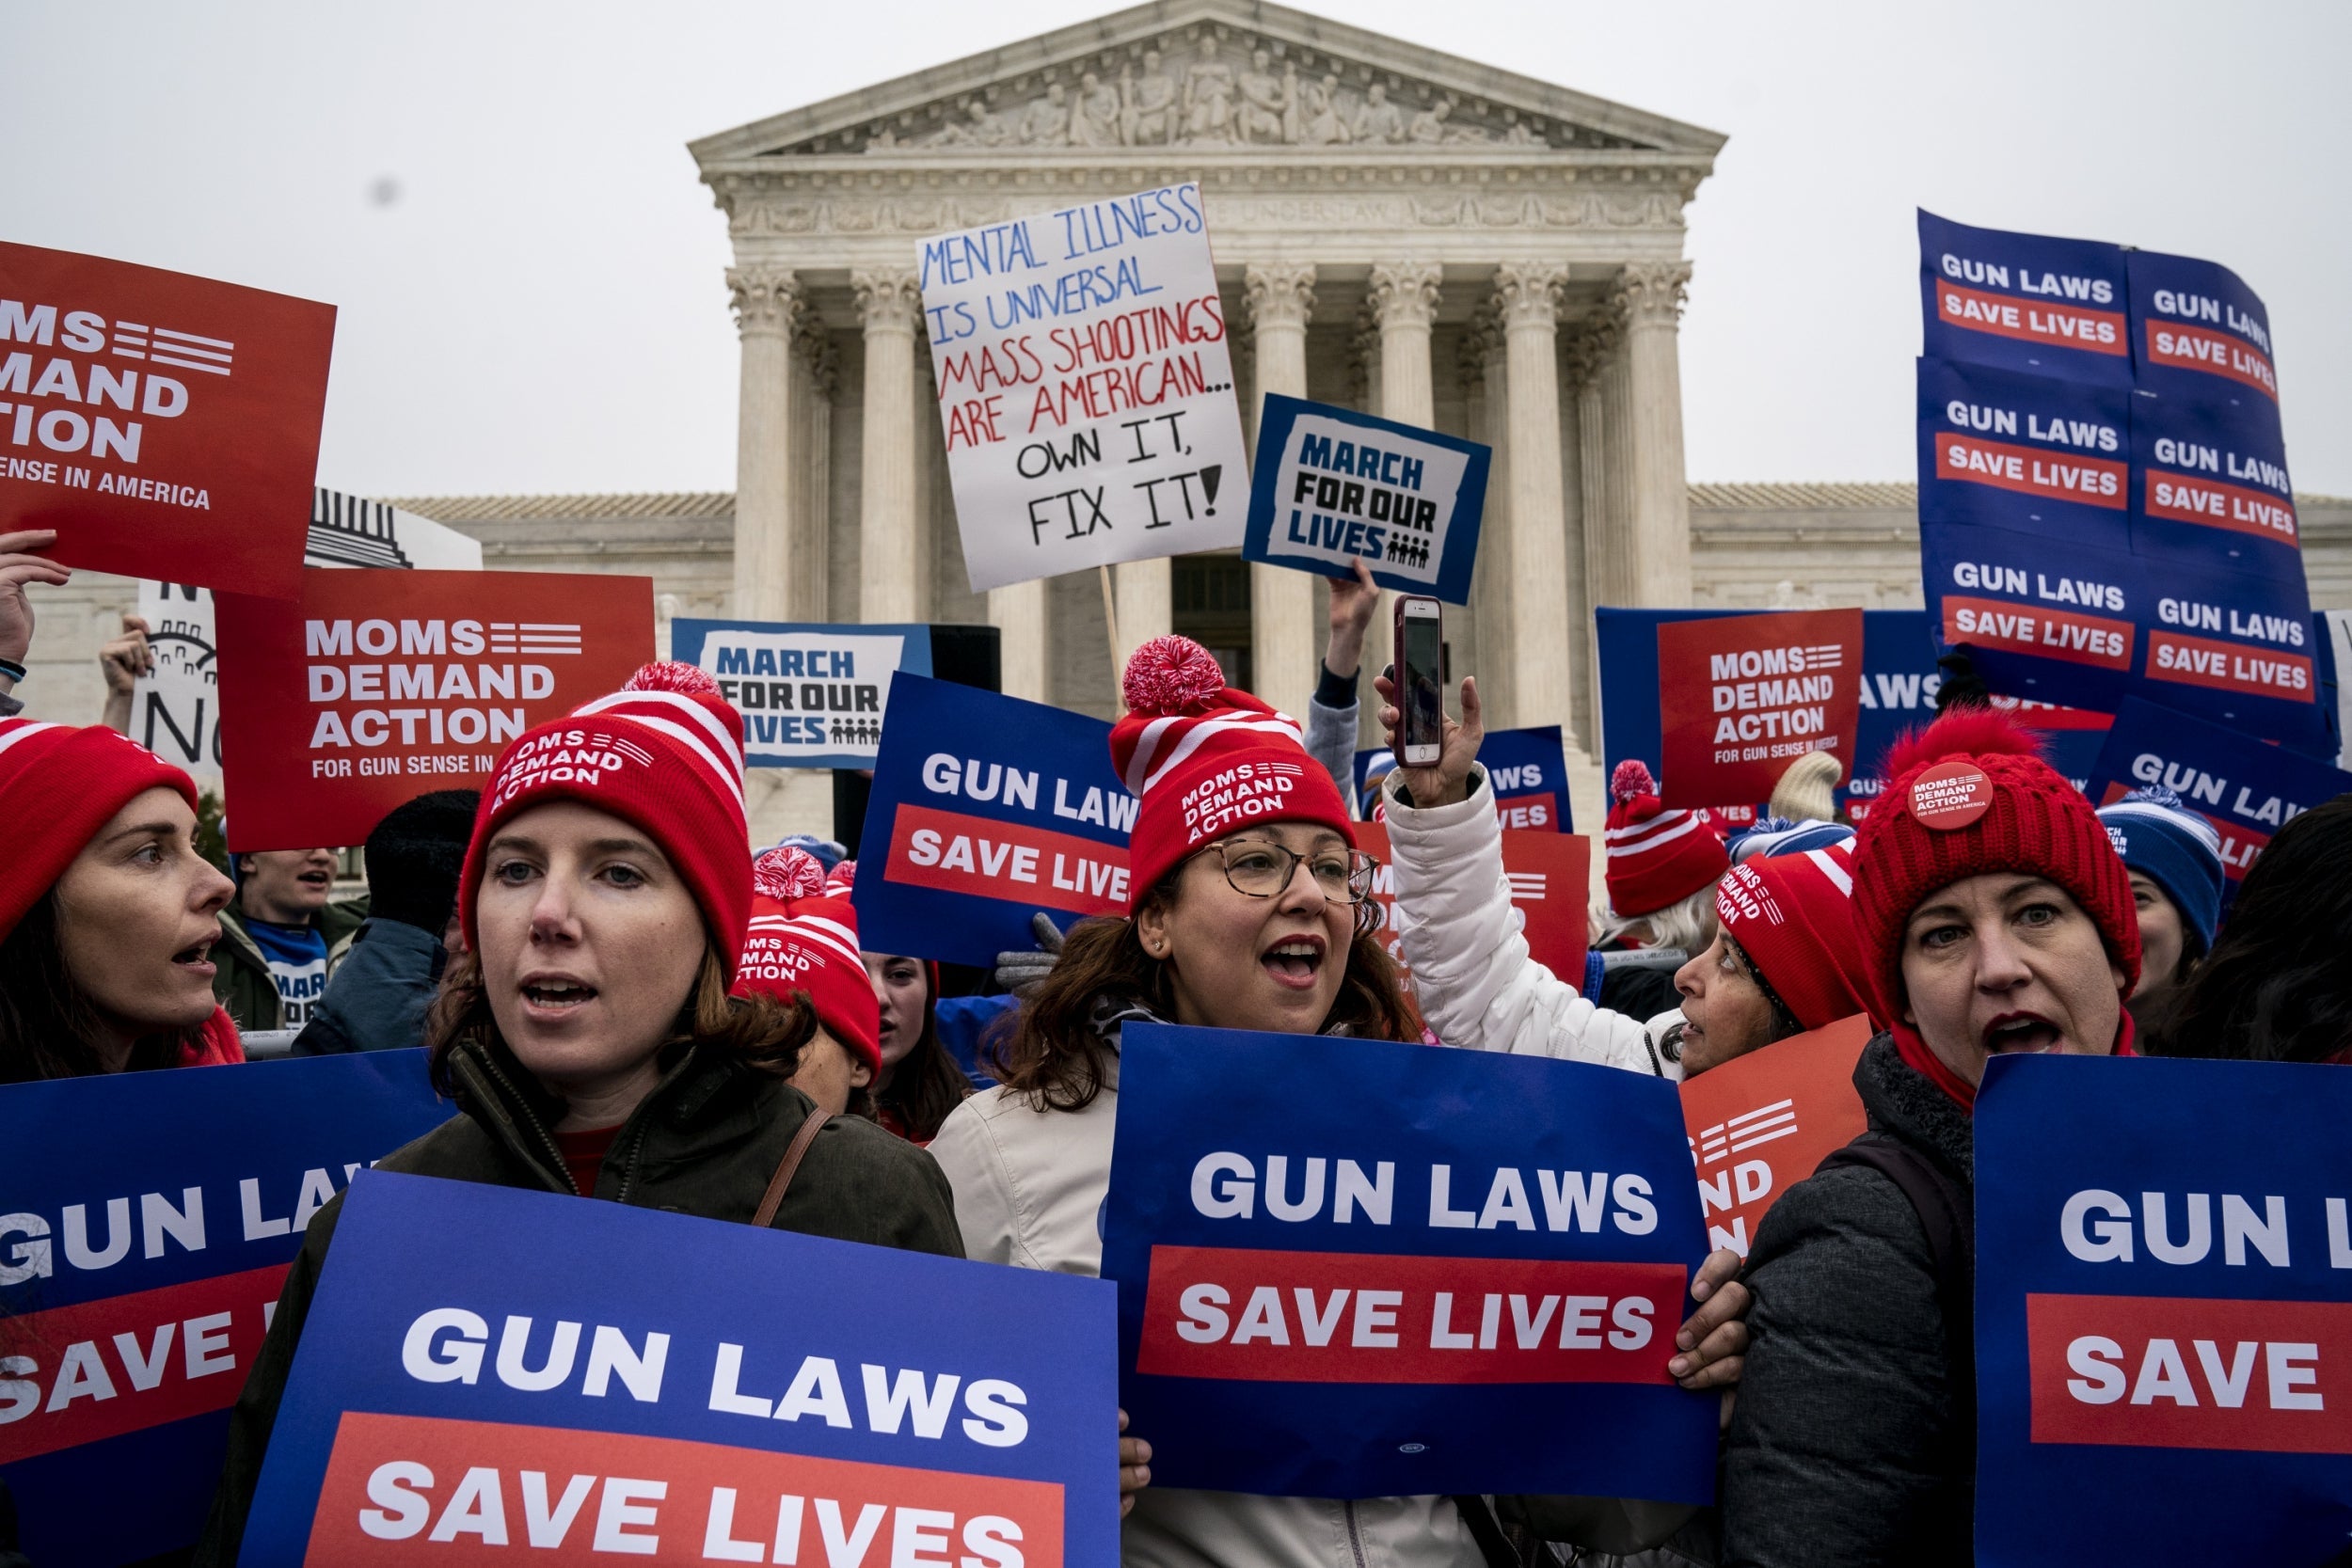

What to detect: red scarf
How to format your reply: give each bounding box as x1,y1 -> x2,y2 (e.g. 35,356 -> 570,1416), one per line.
178,1006 -> 246,1068
1894,1005 -> 2137,1114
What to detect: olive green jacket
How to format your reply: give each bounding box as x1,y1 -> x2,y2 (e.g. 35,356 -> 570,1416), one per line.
211,895 -> 370,1033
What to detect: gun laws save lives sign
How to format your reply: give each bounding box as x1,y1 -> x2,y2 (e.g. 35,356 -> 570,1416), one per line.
238,1174 -> 1120,1567
0,1052 -> 453,1566
0,242 -> 336,598
215,568 -> 655,848
919,182 -> 1248,591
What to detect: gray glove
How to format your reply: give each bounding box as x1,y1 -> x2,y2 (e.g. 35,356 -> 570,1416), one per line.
992,911 -> 1067,999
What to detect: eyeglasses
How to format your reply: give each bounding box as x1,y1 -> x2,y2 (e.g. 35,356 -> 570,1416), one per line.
1195,840 -> 1381,904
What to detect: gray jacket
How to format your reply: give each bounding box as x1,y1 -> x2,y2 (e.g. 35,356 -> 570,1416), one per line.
1719,1035 -> 1975,1568
293,915 -> 447,1055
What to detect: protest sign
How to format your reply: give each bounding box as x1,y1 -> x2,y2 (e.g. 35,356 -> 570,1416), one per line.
237,1172 -> 1120,1567
1241,393 -> 1489,603
1353,724 -> 1570,831
215,568 -> 655,849
671,619 -> 931,769
1656,609 -> 1862,810
919,182 -> 1248,592
1975,1053 -> 2352,1566
1677,1014 -> 1870,1259
852,673 -> 1135,966
2082,696 -> 2352,895
1100,1022 -> 1715,1500
2126,247 -> 2281,412
0,1052 -> 452,1566
1916,210 -> 2130,387
131,490 -> 483,782
0,242 -> 335,598
2130,386 -> 2299,582
1915,355 -> 2133,553
1353,819 -> 1589,1023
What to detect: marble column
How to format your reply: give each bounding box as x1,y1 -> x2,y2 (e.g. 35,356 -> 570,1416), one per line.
1113,557 -> 1170,673
990,578 -> 1050,703
1615,261 -> 1696,606
853,269 -> 923,624
1244,262 -> 1317,720
1363,262 -> 1442,730
1462,307 -> 1515,726
788,310 -> 836,621
1573,311 -> 1623,765
1494,262 -> 1574,738
727,265 -> 801,621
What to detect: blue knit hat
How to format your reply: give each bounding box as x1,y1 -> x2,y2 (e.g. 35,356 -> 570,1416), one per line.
1727,815 -> 1855,865
2097,786 -> 2225,957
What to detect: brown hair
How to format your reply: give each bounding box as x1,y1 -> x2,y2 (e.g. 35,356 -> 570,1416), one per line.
989,880 -> 1412,1113
424,942 -> 815,1098
0,889 -> 209,1083
873,966 -> 974,1142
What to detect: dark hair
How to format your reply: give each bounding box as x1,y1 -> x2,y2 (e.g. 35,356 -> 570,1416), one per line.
991,878 -> 1412,1113
0,889 -> 207,1083
2156,793 -> 2352,1063
423,942 -> 815,1098
1721,931 -> 1804,1044
871,963 -> 973,1142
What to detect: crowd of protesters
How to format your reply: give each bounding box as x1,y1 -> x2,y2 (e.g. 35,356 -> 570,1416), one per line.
4,513 -> 2350,1568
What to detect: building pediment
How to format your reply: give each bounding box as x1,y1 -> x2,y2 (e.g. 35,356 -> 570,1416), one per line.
689,0 -> 1723,166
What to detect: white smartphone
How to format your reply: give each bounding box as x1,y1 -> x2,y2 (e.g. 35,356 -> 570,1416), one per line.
1395,594 -> 1445,767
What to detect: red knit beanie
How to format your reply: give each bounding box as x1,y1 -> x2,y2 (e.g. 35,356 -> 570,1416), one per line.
0,719 -> 200,943
1852,706 -> 2139,1031
1604,760 -> 1730,918
737,846 -> 880,1072
459,661 -> 751,980
1110,636 -> 1354,911
1715,841 -> 1872,1032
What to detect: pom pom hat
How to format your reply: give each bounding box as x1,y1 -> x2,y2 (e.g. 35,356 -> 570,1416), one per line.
1603,760 -> 1731,917
0,718 -> 199,943
459,662 -> 753,980
1110,636 -> 1354,911
736,846 -> 881,1071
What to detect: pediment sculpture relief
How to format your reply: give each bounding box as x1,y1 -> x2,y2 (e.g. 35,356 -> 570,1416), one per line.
796,31 -> 1639,156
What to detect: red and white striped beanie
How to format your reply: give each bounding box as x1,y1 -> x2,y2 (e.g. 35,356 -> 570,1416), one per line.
1604,759 -> 1730,918
1109,636 -> 1354,911
1714,840 -> 1871,1031
736,846 -> 880,1070
0,718 -> 199,943
459,662 -> 752,979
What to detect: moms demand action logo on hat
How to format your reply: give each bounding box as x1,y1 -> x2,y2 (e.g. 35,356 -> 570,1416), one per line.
486,727 -> 655,812
1180,759 -> 1303,842
1910,760 -> 1994,830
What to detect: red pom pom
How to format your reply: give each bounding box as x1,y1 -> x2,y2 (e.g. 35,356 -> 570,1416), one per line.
1611,759 -> 1658,803
825,859 -> 858,895
622,660 -> 723,697
1121,635 -> 1229,717
1882,707 -> 2044,784
752,846 -> 827,901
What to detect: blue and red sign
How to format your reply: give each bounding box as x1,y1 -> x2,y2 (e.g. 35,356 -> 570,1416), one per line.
1100,1022 -> 1716,1500
1916,356 -> 2133,551
238,1171 -> 1120,1566
0,1051 -> 452,1567
852,673 -> 1136,966
1917,210 -> 2130,387
1975,1053 -> 2352,1566
1354,724 -> 1570,832
2126,248 -> 2280,414
2131,388 -> 2298,581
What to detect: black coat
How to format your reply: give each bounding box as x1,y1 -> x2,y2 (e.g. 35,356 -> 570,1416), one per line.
195,1031 -> 963,1565
1719,1035 -> 1976,1568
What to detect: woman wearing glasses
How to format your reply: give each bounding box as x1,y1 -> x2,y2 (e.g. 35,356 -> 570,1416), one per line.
929,637 -> 1748,1568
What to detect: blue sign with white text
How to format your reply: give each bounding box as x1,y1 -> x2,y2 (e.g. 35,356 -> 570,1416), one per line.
1975,1053 -> 2352,1566
2125,247 -> 2283,420
672,619 -> 932,769
238,1173 -> 1120,1566
1100,1022 -> 1717,1500
0,1052 -> 452,1567
1354,725 -> 1570,831
1918,209 -> 2131,387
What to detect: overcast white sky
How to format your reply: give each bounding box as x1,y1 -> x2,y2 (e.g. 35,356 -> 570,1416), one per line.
5,2 -> 2346,499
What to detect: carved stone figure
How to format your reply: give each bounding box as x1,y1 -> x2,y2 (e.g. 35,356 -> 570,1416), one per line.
1120,50 -> 1176,146
1351,83 -> 1404,145
924,99 -> 1009,148
1234,48 -> 1291,144
1180,36 -> 1236,142
1017,83 -> 1070,145
1071,71 -> 1122,148
1407,102 -> 1449,144
1297,71 -> 1350,146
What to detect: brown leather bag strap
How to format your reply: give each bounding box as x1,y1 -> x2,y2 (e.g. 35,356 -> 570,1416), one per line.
752,1109 -> 832,1228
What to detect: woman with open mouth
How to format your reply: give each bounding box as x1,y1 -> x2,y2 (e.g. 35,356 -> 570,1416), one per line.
1717,705 -> 2143,1566
929,636 -> 1751,1568
0,715 -> 244,1082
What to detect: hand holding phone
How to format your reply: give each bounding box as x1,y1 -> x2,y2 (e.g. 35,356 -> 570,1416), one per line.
1394,595 -> 1444,766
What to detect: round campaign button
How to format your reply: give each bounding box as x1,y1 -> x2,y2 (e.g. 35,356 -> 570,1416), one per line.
1909,759 -> 1993,831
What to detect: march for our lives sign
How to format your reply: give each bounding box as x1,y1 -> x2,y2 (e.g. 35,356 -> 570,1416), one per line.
0,1052 -> 452,1567
1100,1023 -> 1716,1501
852,673 -> 1135,968
1353,724 -> 1570,831
238,1173 -> 1120,1566
1242,394 -> 1489,604
672,620 -> 932,769
1974,1054 -> 2352,1567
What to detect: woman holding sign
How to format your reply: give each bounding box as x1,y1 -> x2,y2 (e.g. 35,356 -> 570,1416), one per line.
198,664 -> 964,1562
1716,708 -> 2142,1567
930,637 -> 1749,1568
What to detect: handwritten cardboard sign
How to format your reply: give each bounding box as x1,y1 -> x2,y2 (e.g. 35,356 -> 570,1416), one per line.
0,242 -> 335,598
1676,1015 -> 1870,1259
1656,609 -> 1863,810
672,619 -> 932,769
215,568 -> 654,848
920,182 -> 1248,591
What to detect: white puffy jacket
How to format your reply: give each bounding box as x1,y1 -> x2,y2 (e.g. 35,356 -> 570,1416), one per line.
1381,769 -> 1662,1075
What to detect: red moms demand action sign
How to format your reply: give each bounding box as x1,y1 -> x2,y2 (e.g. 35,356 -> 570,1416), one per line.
1657,608 -> 1864,809
215,568 -> 655,847
0,243 -> 335,599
